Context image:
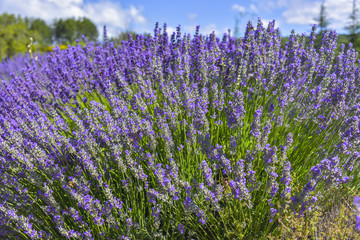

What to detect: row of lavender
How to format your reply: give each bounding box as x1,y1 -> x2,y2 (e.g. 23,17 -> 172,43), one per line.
0,19 -> 360,239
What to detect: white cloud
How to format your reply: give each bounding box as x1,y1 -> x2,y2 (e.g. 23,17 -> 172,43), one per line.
159,25 -> 195,36
165,26 -> 177,35
47,0 -> 82,8
1,0 -> 147,38
250,4 -> 258,13
172,24 -> 222,36
202,23 -> 220,36
232,4 -> 246,13
282,1 -> 321,25
129,5 -> 146,24
274,0 -> 289,8
281,0 -> 353,32
250,0 -> 281,12
321,0 -> 353,30
183,25 -> 197,34
188,13 -> 198,20
262,19 -> 281,29
222,27 -> 234,36
161,25 -> 225,37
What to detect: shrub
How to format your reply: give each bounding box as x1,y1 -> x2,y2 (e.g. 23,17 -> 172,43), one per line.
0,19 -> 360,239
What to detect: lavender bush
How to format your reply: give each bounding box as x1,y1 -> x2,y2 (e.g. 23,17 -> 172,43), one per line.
0,53 -> 36,80
354,196 -> 360,231
1,19 -> 360,239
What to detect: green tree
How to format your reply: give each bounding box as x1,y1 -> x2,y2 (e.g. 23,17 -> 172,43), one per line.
234,18 -> 240,39
29,18 -> 52,44
53,18 -> 77,44
53,17 -> 98,44
346,0 -> 360,46
0,13 -> 34,59
233,11 -> 256,39
109,30 -> 137,46
314,0 -> 330,34
76,17 -> 98,42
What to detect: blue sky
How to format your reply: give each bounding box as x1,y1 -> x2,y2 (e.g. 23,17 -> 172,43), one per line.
1,0 -> 356,38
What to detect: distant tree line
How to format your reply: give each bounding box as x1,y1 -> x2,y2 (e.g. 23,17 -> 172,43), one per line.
4,0 -> 360,61
0,13 -> 139,60
0,13 -> 99,59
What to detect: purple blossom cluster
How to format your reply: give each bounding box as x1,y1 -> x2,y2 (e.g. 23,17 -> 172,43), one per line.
354,196 -> 360,231
0,53 -> 39,81
0,18 -> 360,238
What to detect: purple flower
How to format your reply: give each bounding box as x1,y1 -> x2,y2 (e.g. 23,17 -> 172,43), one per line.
199,218 -> 206,225
356,216 -> 360,231
178,224 -> 185,234
250,107 -> 263,138
355,196 -> 360,230
354,196 -> 360,212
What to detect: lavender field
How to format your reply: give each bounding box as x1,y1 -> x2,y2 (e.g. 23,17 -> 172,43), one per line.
1,19 -> 360,239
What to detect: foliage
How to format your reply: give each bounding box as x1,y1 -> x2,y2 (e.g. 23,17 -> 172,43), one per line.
267,186 -> 360,239
346,0 -> 360,46
0,13 -> 38,60
28,18 -> 52,44
109,30 -> 138,46
53,17 -> 98,44
0,13 -> 99,59
314,0 -> 331,34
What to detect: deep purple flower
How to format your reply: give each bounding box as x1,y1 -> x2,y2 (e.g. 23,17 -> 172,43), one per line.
178,224 -> 185,234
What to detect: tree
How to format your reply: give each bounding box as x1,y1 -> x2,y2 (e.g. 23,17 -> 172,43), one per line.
53,17 -> 98,44
346,0 -> 360,45
234,18 -> 240,39
53,18 -> 77,44
76,17 -> 98,42
0,13 -> 33,59
29,18 -> 52,44
233,10 -> 257,39
0,13 -> 101,58
314,0 -> 330,34
109,30 -> 137,46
